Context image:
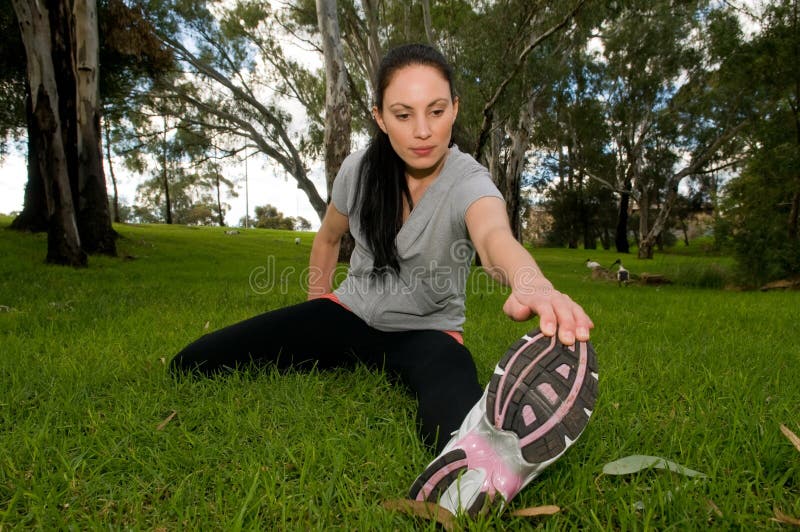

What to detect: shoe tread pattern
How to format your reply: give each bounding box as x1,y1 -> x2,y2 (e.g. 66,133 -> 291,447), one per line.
485,328 -> 598,464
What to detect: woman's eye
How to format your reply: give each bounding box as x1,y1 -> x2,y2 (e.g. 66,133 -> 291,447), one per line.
431,109 -> 444,116
395,114 -> 410,120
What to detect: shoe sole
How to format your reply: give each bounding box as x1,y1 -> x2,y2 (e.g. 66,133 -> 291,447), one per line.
409,328 -> 598,515
486,329 -> 598,463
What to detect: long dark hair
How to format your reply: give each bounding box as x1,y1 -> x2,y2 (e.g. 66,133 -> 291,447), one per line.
354,43 -> 457,274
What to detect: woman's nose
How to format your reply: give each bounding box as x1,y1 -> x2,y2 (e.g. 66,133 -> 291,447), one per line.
413,117 -> 432,138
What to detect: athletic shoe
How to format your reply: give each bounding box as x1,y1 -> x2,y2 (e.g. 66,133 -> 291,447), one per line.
407,327 -> 598,516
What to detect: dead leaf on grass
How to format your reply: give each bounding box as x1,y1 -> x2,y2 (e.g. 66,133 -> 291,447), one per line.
772,507 -> 800,527
705,498 -> 723,518
156,410 -> 177,431
602,455 -> 707,478
780,424 -> 800,453
382,499 -> 455,531
204,321 -> 210,330
510,504 -> 560,517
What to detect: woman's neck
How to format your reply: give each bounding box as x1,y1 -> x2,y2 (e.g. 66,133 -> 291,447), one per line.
405,148 -> 450,184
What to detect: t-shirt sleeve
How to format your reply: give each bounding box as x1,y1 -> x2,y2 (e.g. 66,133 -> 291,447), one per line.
452,168 -> 504,222
331,151 -> 363,216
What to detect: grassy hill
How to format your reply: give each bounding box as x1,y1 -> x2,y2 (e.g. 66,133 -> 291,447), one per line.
1,218 -> 798,529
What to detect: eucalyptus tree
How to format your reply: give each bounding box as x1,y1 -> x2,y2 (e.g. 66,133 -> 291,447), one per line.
534,48 -> 617,249
585,0 -> 749,258
716,0 -> 800,284
98,0 -> 175,223
124,98 -> 239,225
11,0 -> 116,265
8,0 -> 177,264
140,0 -> 330,221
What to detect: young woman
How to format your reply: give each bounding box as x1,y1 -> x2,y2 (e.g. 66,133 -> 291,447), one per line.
171,43 -> 597,516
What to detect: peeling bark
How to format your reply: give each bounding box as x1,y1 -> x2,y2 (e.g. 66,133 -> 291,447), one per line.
73,0 -> 116,254
317,0 -> 354,261
13,0 -> 86,266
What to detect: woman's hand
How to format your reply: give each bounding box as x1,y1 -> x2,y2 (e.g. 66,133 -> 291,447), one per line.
466,196 -> 594,345
502,287 -> 593,346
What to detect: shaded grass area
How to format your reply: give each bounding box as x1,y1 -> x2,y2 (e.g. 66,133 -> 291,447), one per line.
1,218 -> 798,529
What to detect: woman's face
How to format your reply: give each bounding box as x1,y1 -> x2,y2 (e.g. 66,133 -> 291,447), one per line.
373,65 -> 459,179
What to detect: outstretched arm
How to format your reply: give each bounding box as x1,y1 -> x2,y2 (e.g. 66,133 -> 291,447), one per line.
465,196 -> 593,345
307,203 -> 349,299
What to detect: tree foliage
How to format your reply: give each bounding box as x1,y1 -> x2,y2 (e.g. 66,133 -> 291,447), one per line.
715,0 -> 800,285
246,204 -> 305,230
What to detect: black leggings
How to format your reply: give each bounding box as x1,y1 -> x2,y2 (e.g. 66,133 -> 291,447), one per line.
170,298 -> 483,452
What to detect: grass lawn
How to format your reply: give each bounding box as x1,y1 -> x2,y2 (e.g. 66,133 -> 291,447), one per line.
1,217 -> 798,530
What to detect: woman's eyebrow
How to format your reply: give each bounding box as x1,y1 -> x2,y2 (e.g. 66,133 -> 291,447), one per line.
388,98 -> 450,110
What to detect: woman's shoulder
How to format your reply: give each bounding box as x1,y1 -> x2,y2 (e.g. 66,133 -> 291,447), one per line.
447,145 -> 490,179
341,148 -> 368,172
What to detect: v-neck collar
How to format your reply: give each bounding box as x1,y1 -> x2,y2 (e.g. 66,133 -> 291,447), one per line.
395,146 -> 459,251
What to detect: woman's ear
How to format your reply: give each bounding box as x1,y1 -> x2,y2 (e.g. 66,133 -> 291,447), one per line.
372,106 -> 387,134
452,96 -> 459,123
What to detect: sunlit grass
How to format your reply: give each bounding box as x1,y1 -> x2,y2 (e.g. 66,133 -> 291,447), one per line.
1,217 -> 798,529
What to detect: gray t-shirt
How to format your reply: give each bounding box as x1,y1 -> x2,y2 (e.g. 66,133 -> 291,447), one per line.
331,145 -> 503,332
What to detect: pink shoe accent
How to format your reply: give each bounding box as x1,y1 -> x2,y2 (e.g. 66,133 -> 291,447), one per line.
416,458 -> 469,501
555,364 -> 571,380
494,334 -> 556,428
459,433 -> 525,503
522,405 -> 537,425
518,342 -> 589,449
536,383 -> 559,405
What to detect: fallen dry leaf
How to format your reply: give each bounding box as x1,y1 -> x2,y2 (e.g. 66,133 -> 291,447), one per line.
773,507 -> 800,527
156,410 -> 177,431
382,499 -> 455,531
705,499 -> 723,518
204,321 -> 210,330
510,505 -> 560,517
781,424 -> 800,453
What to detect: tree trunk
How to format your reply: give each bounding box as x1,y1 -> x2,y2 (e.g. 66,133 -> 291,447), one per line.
360,0 -> 382,90
73,0 -> 116,254
615,186 -> 630,253
13,0 -> 86,266
103,118 -> 121,223
10,85 -> 50,232
317,0 -> 353,263
504,91 -> 538,242
317,0 -> 351,200
421,0 -> 434,44
637,186 -> 652,259
487,124 -> 505,196
215,171 -> 225,226
162,116 -> 172,224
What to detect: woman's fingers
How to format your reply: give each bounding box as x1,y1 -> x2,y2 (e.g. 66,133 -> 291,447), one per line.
512,290 -> 594,345
503,293 -> 533,321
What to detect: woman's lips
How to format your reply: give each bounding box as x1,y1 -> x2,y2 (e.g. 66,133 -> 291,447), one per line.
411,147 -> 434,156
